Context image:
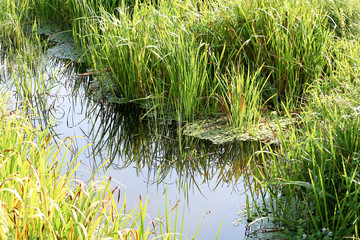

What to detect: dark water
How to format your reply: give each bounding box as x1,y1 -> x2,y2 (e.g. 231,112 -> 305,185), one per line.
0,46 -> 265,240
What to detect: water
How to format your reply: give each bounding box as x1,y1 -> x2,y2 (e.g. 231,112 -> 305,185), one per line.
0,46 -> 263,240
57,82 -> 255,239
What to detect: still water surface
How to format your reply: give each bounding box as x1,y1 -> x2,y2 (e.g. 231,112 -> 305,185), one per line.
0,49 -> 264,239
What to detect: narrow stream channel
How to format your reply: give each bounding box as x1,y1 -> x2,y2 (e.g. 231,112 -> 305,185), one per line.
0,44 -> 265,240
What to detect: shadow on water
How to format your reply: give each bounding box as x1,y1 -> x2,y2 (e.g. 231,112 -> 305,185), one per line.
0,43 -> 270,239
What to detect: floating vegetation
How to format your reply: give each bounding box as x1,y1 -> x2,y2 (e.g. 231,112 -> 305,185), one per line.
35,22 -> 83,62
46,41 -> 82,62
183,116 -> 296,145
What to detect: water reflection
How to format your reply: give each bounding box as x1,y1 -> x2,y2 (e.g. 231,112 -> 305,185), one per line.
1,47 -> 266,239
82,98 -> 262,192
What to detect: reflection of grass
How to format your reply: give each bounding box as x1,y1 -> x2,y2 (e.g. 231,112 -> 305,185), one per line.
86,101 -> 262,193
0,93 -> 193,239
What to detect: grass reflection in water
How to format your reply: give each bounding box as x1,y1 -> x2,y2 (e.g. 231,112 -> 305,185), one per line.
85,99 -> 264,195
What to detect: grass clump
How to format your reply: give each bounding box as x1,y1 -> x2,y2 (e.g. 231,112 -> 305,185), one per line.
75,1 -> 219,121
73,0 -> 336,128
193,0 -> 331,110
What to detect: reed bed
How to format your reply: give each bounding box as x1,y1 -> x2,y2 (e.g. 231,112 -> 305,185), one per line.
71,0 -> 336,127
0,0 -> 350,126
248,39 -> 360,238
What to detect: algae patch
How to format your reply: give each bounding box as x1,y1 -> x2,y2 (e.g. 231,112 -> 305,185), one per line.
36,22 -> 83,62
183,116 -> 296,144
47,42 -> 82,62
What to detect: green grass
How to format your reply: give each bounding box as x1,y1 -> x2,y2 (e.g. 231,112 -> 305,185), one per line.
0,0 -> 349,125
248,38 -> 360,238
70,0 -> 339,127
0,94 -> 106,238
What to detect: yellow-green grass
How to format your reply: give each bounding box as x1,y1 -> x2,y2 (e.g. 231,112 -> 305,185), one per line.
0,93 -> 188,239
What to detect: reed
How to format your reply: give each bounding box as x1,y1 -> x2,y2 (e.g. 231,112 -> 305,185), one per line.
217,66 -> 268,130
0,0 -> 30,48
249,38 -> 360,238
75,1 -> 222,121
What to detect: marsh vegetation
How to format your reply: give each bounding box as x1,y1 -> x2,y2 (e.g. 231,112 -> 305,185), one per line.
1,0 -> 360,239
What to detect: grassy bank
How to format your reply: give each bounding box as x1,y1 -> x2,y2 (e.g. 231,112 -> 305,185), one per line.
1,0 -> 360,238
249,38 -> 360,238
0,95 -> 115,238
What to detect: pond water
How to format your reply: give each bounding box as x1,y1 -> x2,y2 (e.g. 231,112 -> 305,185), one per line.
0,45 -> 267,239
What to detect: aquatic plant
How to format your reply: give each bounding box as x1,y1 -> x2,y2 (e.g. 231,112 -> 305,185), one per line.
72,0 -> 335,126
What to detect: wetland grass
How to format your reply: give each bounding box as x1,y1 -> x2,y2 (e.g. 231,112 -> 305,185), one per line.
248,39 -> 360,238
0,12 -> 193,240
72,0 -> 333,129
0,95 -> 116,238
1,0 -> 336,126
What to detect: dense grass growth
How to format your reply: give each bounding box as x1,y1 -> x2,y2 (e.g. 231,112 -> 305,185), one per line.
1,0 -> 356,126
75,0 -> 333,122
193,0 -> 332,109
249,39 -> 360,238
75,1 -> 219,120
318,0 -> 360,38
